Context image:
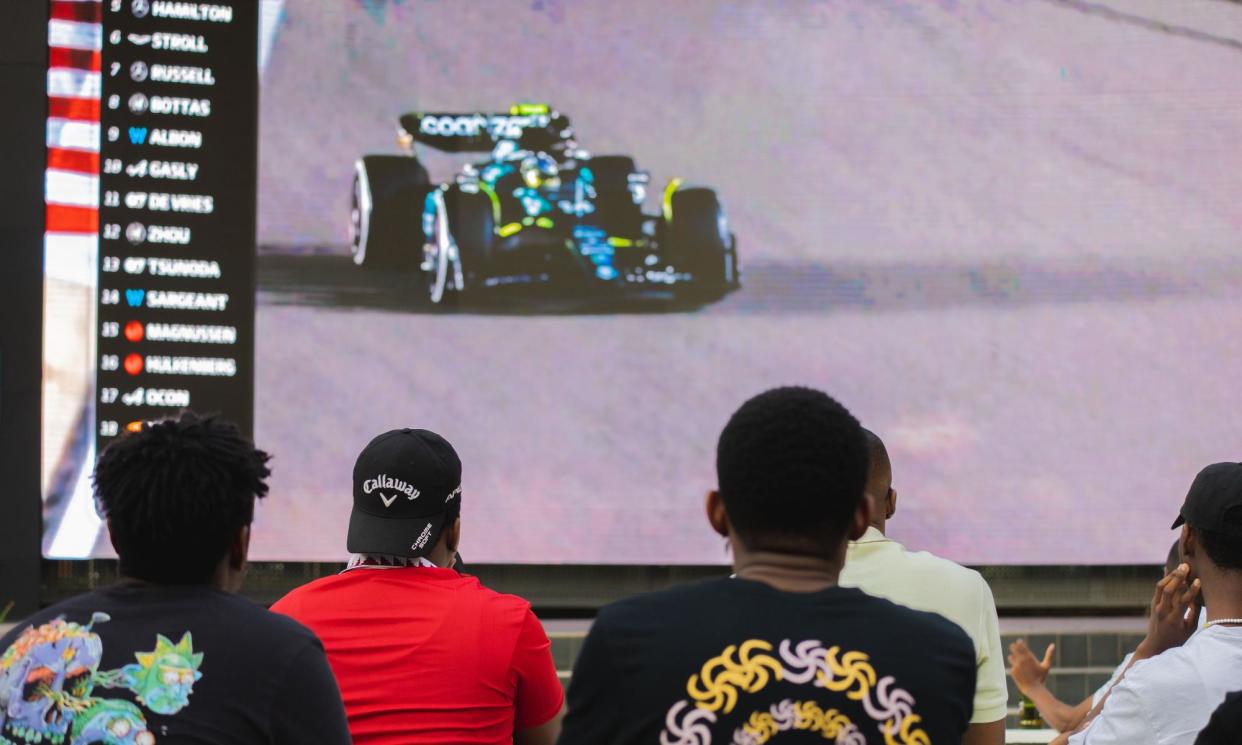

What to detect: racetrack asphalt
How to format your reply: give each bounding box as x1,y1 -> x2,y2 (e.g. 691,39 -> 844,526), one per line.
249,0 -> 1242,564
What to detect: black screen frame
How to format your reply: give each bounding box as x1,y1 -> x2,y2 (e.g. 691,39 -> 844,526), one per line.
0,0 -> 49,620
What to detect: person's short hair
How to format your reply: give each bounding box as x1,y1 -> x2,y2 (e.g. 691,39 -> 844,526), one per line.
862,428 -> 891,494
1166,540 -> 1181,575
716,386 -> 868,554
93,411 -> 271,583
443,495 -> 461,530
1197,512 -> 1242,572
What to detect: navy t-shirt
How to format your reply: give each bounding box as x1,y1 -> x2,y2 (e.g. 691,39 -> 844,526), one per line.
558,578 -> 976,745
0,583 -> 350,745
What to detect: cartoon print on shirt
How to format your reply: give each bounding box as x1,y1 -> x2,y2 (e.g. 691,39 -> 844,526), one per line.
120,633 -> 203,715
660,638 -> 930,745
0,613 -> 203,745
70,699 -> 151,745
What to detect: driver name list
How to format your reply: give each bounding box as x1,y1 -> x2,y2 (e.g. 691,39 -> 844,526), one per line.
96,0 -> 258,447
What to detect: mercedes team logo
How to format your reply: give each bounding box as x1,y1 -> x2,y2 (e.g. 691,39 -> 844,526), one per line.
125,223 -> 147,245
128,93 -> 148,114
130,61 -> 149,82
131,0 -> 150,18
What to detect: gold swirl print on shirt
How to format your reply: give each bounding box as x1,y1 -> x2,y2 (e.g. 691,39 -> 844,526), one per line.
687,639 -> 783,714
659,639 -> 931,745
731,699 -> 862,745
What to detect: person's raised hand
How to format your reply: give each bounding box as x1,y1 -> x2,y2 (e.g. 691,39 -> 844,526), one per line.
1007,638 -> 1054,694
1137,562 -> 1201,660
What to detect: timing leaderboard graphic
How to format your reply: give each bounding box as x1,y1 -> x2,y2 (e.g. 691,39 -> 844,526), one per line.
95,0 -> 258,450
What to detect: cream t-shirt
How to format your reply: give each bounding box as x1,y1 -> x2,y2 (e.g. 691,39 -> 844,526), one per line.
839,526 -> 1008,724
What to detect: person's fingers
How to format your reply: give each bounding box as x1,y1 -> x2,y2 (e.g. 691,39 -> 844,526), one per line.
1184,598 -> 1202,633
1153,570 -> 1177,605
1041,643 -> 1056,669
1179,578 -> 1202,607
1157,567 -> 1188,613
1012,638 -> 1029,654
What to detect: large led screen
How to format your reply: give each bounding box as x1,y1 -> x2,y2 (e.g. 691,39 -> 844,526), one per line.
43,0 -> 1242,564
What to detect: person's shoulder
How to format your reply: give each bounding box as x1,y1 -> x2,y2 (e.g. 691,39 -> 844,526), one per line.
270,571 -> 349,613
1122,629 -> 1238,694
898,545 -> 991,594
3,588 -> 320,655
461,574 -> 537,615
0,593 -> 105,648
206,589 -> 322,645
855,589 -> 976,655
593,577 -> 734,630
1099,654 -> 1185,713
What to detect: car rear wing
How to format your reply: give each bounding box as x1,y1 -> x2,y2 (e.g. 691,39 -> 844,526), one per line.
399,109 -> 554,153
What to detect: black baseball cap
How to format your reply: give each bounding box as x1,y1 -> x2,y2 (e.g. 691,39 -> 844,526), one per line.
1171,462 -> 1242,537
347,429 -> 462,558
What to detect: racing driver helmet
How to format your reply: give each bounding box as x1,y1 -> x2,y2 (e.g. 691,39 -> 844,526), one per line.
491,139 -> 521,163
521,153 -> 560,189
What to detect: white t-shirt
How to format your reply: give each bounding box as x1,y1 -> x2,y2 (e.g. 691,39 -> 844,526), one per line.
840,527 -> 1008,724
1091,653 -> 1132,709
1069,625 -> 1242,745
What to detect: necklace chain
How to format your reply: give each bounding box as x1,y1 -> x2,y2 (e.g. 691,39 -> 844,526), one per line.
1205,618 -> 1242,627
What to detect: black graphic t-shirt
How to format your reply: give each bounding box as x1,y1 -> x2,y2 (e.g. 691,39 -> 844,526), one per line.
0,583 -> 350,745
558,578 -> 975,745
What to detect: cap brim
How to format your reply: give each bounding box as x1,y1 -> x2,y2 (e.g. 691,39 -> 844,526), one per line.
1171,515 -> 1186,530
347,508 -> 446,558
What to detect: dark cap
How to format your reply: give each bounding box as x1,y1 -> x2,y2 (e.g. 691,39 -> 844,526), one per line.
1171,462 -> 1242,537
348,429 -> 462,558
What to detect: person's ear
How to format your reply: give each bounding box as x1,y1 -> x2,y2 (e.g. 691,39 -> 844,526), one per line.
107,519 -> 121,556
706,490 -> 729,538
849,494 -> 872,540
887,488 -> 897,520
445,517 -> 462,554
1180,525 -> 1196,570
230,525 -> 251,571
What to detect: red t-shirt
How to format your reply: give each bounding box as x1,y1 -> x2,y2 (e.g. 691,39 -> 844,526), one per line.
271,566 -> 563,744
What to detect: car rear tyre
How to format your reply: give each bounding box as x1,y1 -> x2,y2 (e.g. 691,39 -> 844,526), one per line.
351,155 -> 430,269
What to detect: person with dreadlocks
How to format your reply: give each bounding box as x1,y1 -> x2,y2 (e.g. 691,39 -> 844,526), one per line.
0,412 -> 349,745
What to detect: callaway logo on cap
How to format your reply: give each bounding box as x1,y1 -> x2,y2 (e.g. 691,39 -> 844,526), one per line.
362,474 -> 420,507
347,428 -> 462,558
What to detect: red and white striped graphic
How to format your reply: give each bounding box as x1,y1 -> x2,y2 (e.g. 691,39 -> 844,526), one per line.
46,0 -> 102,250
